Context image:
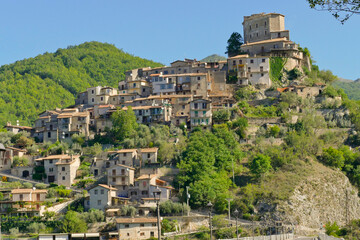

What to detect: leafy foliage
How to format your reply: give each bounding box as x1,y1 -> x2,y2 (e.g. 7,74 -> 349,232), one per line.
0,41 -> 162,126
269,57 -> 287,86
61,210 -> 87,233
308,0 -> 360,23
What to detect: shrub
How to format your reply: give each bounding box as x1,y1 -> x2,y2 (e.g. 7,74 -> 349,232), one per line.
12,156 -> 29,167
9,227 -> 19,236
27,222 -> 46,233
321,147 -> 345,169
22,182 -> 33,189
35,183 -> 48,189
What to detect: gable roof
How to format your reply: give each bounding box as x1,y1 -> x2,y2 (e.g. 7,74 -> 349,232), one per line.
11,189 -> 47,194
140,148 -> 158,153
115,218 -> 158,224
97,184 -> 117,191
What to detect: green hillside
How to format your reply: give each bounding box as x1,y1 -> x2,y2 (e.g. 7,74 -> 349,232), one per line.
333,78 -> 360,100
0,42 -> 163,126
200,54 -> 227,62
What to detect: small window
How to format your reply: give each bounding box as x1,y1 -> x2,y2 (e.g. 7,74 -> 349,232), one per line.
91,90 -> 94,94
261,73 -> 264,77
250,59 -> 254,64
125,224 -> 129,228
95,190 -> 98,195
100,97 -> 103,101
62,167 -> 65,171
140,233 -> 145,236
62,176 -> 65,180
112,177 -> 116,182
265,21 -> 267,26
49,160 -> 53,164
97,200 -> 101,206
147,153 -> 150,158
262,59 -> 266,63
197,77 -> 201,80
140,223 -> 145,227
101,189 -> 104,194
256,23 -> 258,28
260,66 -> 264,72
248,67 -> 251,72
250,74 -> 253,77
123,153 -> 127,157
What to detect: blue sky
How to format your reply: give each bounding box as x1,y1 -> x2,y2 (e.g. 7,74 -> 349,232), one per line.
0,0 -> 358,79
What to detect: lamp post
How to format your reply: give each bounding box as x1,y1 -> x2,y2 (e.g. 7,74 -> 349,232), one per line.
153,187 -> 162,240
207,201 -> 213,240
234,209 -> 239,240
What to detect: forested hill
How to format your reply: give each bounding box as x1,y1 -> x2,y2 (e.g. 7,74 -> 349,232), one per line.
333,78 -> 360,100
0,41 -> 163,126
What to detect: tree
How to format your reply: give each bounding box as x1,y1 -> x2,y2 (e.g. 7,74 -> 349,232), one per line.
61,210 -> 88,233
308,0 -> 360,23
212,109 -> 231,124
111,107 -> 138,142
225,32 -> 244,57
249,154 -> 272,177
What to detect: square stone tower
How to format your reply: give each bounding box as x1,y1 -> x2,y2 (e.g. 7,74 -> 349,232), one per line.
243,13 -> 290,44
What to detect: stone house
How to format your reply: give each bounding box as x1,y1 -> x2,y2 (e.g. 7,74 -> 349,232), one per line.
11,189 -> 47,202
33,109 -> 90,143
124,105 -> 172,125
139,148 -> 158,166
4,122 -> 32,134
129,174 -> 173,201
189,99 -> 212,130
227,54 -> 271,87
116,217 -> 159,240
107,164 -> 135,197
55,156 -> 81,187
86,184 -> 117,211
35,154 -> 80,186
109,149 -> 138,167
240,13 -> 308,71
0,146 -> 27,170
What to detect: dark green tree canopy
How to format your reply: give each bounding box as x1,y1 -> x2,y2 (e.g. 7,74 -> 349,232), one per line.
308,0 -> 360,23
225,32 -> 244,57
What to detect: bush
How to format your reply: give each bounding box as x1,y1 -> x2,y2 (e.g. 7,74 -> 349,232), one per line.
35,183 -> 48,189
160,201 -> 189,216
22,182 -> 33,189
9,227 -> 19,236
321,147 -> 345,169
12,156 -> 29,167
27,222 -> 46,233
213,110 -> 231,124
268,125 -> 280,138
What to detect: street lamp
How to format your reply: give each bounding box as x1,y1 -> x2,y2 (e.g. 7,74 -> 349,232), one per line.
153,187 -> 162,240
234,209 -> 239,240
207,201 -> 213,240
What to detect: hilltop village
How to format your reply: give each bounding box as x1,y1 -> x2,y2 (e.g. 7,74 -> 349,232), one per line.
0,12 -> 357,240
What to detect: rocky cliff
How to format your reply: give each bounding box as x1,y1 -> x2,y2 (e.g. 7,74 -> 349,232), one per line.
258,161 -> 360,235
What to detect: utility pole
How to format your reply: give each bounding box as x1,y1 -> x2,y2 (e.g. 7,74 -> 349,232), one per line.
186,186 -> 190,216
225,198 -> 232,223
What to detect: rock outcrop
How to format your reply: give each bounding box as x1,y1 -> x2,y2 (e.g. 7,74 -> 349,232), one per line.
258,162 -> 360,234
